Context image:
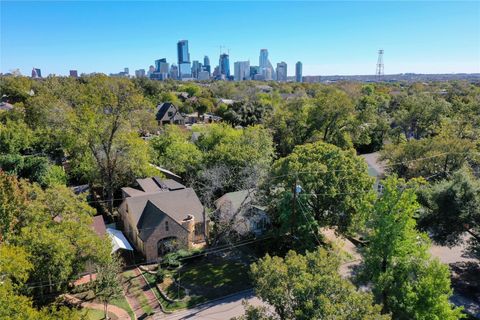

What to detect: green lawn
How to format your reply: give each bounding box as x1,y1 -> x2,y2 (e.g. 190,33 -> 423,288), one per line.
179,259 -> 251,299
122,270 -> 154,315
143,271 -> 205,311
142,258 -> 251,311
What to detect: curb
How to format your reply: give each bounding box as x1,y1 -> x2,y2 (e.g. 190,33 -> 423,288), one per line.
137,268 -> 173,315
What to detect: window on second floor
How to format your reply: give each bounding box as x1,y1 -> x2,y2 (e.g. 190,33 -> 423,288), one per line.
165,221 -> 169,231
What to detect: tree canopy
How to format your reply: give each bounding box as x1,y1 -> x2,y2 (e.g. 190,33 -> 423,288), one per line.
359,176 -> 464,320
249,248 -> 389,320
269,141 -> 374,246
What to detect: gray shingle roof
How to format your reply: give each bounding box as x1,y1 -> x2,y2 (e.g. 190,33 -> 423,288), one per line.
153,178 -> 185,191
91,215 -> 107,237
136,178 -> 162,193
215,189 -> 255,213
156,102 -> 174,120
125,187 -> 204,240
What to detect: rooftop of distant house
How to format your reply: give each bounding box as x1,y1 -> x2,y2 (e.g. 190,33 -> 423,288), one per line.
360,152 -> 386,177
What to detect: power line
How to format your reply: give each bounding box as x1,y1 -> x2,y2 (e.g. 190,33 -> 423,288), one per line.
23,235 -> 274,289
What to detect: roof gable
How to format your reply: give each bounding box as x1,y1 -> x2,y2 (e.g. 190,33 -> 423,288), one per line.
124,187 -> 204,237
156,102 -> 184,121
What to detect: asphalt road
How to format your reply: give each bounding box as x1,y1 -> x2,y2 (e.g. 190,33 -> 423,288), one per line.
158,289 -> 263,320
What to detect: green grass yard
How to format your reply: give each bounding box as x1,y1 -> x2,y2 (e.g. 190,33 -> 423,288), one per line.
143,258 -> 251,311
179,259 -> 251,299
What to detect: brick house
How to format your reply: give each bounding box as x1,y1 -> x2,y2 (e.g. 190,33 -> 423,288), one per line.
119,177 -> 208,262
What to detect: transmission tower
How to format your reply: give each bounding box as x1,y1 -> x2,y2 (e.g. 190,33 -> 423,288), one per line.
376,49 -> 384,76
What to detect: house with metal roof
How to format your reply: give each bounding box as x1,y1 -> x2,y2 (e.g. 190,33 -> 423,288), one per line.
119,177 -> 207,262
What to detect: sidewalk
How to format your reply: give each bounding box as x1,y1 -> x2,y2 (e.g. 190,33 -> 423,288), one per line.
123,267 -> 163,319
64,294 -> 131,320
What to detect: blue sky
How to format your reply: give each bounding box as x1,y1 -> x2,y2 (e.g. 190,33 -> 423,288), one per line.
1,1 -> 479,76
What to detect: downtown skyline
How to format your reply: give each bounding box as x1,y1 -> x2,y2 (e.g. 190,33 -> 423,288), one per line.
1,1 -> 479,76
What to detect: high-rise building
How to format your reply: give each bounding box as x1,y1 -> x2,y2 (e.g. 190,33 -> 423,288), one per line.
258,49 -> 274,80
32,68 -> 42,78
198,71 -> 210,80
147,65 -> 155,78
276,62 -> 287,82
191,60 -> 202,78
179,63 -> 192,79
155,59 -> 169,74
259,49 -> 269,69
203,55 -> 211,75
234,61 -> 250,81
213,66 -> 220,79
135,69 -> 146,78
69,70 -> 78,78
169,64 -> 179,80
177,40 -> 191,79
295,61 -> 303,82
219,53 -> 230,79
249,66 -> 260,80
177,40 -> 190,63
124,68 -> 129,75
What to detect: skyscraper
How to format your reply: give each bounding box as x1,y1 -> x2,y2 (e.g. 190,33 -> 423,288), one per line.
198,71 -> 210,80
276,62 -> 287,82
135,69 -> 146,78
295,61 -> 303,82
219,53 -> 230,79
151,59 -> 169,80
234,61 -> 250,81
169,64 -> 179,80
32,68 -> 42,78
177,40 -> 191,79
177,40 -> 190,64
203,55 -> 211,75
249,66 -> 260,80
259,49 -> 269,69
147,65 -> 155,78
192,60 -> 202,78
155,59 -> 169,74
258,49 -> 274,80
